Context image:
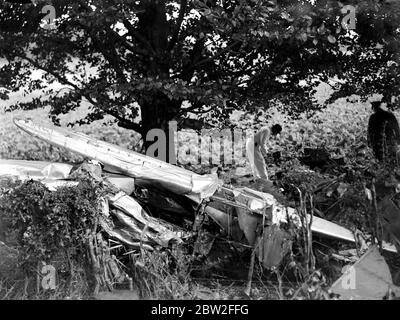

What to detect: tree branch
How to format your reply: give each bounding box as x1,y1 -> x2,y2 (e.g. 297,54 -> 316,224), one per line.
103,107 -> 143,134
122,18 -> 155,55
16,54 -> 143,135
89,30 -> 126,81
114,118 -> 143,133
73,1 -> 150,58
108,28 -> 148,56
179,40 -> 241,81
179,38 -> 205,81
178,101 -> 209,116
186,106 -> 214,114
190,40 -> 241,70
168,0 -> 187,51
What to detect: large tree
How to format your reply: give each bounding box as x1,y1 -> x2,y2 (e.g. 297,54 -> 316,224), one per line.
1,0 -> 399,154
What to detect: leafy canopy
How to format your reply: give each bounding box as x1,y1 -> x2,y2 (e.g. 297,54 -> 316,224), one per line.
0,0 -> 399,135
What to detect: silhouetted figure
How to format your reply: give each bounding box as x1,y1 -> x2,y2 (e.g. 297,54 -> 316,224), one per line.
368,101 -> 400,163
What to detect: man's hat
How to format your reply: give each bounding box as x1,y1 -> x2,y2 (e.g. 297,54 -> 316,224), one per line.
371,100 -> 382,108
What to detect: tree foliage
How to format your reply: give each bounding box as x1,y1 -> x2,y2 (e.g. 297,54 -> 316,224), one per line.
0,0 -> 399,140
0,178 -> 107,273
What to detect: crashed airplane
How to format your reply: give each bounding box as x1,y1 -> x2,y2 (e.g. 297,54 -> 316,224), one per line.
0,119 -> 399,299
1,118 -> 400,299
9,119 -> 397,249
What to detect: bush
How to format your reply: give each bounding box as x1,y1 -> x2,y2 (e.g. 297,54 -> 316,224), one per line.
0,177 -> 111,298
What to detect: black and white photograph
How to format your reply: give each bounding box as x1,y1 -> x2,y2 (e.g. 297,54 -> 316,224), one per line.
1,0 -> 400,306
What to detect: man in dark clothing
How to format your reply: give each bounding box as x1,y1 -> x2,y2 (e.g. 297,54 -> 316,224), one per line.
368,101 -> 400,163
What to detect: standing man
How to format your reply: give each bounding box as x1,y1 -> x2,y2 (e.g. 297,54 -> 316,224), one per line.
368,100 -> 400,163
246,124 -> 282,180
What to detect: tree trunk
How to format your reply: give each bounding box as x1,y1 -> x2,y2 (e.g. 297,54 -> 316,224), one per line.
136,0 -> 180,163
141,94 -> 181,163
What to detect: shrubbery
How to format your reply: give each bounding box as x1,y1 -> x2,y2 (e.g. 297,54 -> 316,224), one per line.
0,177 -> 110,297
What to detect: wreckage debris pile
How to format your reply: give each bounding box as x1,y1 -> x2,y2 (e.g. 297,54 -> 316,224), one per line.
0,159 -> 300,291
0,161 -> 395,299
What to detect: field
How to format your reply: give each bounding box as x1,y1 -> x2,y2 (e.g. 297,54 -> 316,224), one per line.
0,86 -> 380,168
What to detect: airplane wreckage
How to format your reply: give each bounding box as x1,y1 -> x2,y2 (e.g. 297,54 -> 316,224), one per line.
1,118 -> 400,299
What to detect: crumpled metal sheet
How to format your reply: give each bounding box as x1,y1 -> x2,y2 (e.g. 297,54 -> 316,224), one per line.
330,245 -> 399,300
233,187 -> 299,248
233,188 -> 398,253
41,180 -> 79,191
232,187 -> 299,224
200,205 -> 245,242
0,159 -> 136,194
105,174 -> 135,195
258,225 -> 292,269
108,192 -> 187,247
236,209 -> 261,246
234,188 -> 294,267
0,159 -> 72,181
99,219 -> 154,251
14,119 -> 221,200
